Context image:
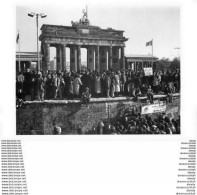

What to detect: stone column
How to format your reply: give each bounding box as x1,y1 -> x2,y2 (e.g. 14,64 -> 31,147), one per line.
70,46 -> 77,72
86,47 -> 89,70
77,45 -> 81,71
112,47 -> 119,70
99,47 -> 107,71
62,45 -> 66,71
44,43 -> 50,71
70,46 -> 73,71
24,62 -> 26,72
121,46 -> 125,70
56,45 -> 61,71
21,62 -> 24,72
18,61 -> 21,72
27,61 -> 31,69
108,46 -> 112,70
87,46 -> 95,71
95,45 -> 100,71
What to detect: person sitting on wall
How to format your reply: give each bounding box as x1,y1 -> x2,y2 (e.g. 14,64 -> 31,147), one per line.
165,83 -> 174,103
140,83 -> 148,97
147,85 -> 154,103
81,87 -> 91,107
16,88 -> 26,108
73,73 -> 83,98
131,85 -> 141,101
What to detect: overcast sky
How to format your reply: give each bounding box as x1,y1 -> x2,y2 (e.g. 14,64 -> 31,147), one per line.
16,5 -> 180,60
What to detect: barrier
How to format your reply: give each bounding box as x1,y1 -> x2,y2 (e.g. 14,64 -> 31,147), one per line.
16,94 -> 180,134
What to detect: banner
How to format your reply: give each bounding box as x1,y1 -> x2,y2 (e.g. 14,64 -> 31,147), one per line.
143,67 -> 153,76
166,107 -> 179,119
141,102 -> 166,114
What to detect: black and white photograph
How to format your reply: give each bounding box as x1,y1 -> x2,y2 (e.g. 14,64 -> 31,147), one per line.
1,0 -> 197,195
16,5 -> 180,135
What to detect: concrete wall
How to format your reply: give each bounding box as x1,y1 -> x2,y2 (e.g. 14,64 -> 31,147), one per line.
16,96 -> 180,135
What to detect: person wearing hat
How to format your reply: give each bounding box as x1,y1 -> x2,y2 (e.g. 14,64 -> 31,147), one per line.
73,73 -> 82,98
16,72 -> 25,91
114,71 -> 121,97
94,72 -> 102,98
147,85 -> 154,103
36,72 -> 45,101
110,72 -> 116,98
152,125 -> 160,134
103,123 -> 112,134
120,70 -> 127,96
68,72 -> 74,100
23,68 -> 32,96
111,126 -> 118,135
53,121 -> 62,135
131,85 -> 141,101
104,71 -> 111,98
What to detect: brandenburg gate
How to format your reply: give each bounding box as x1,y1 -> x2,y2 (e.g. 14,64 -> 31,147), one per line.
40,11 -> 128,72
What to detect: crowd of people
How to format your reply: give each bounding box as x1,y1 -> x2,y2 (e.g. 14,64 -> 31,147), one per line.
22,110 -> 180,135
16,67 -> 180,106
88,110 -> 180,135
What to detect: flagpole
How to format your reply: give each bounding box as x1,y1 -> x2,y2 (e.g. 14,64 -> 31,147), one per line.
152,39 -> 153,69
18,30 -> 21,72
86,5 -> 88,18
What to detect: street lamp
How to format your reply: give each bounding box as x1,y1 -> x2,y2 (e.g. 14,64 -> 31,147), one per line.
174,47 -> 180,59
28,12 -> 47,71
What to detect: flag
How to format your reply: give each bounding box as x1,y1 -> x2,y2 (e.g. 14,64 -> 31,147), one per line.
16,33 -> 19,44
146,40 -> 152,46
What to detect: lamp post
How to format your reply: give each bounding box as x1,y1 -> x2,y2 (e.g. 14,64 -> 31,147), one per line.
174,47 -> 180,60
28,12 -> 47,71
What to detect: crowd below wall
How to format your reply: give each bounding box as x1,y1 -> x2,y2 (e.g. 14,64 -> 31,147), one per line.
85,111 -> 180,135
16,67 -> 180,105
21,101 -> 180,135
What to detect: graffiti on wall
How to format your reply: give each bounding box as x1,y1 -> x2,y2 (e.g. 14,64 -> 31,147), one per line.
16,98 -> 180,135
16,104 -> 44,134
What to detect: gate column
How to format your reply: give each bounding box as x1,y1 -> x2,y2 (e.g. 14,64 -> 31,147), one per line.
95,45 -> 100,71
108,46 -> 112,70
77,45 -> 81,71
44,43 -> 50,71
62,44 -> 66,71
